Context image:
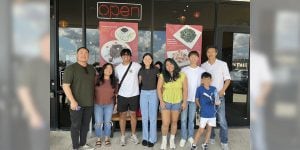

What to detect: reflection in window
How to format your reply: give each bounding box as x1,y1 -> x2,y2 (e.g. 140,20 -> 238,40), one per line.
153,31 -> 166,63
138,30 -> 151,62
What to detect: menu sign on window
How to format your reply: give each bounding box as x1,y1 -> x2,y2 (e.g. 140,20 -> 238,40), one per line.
97,2 -> 142,21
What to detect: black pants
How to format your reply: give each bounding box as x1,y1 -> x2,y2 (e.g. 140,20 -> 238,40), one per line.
70,106 -> 93,149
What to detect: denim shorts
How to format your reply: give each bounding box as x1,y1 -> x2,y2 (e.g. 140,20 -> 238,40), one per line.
161,101 -> 182,111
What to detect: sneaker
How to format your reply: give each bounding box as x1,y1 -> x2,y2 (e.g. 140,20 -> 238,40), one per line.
221,143 -> 229,150
128,134 -> 139,144
188,137 -> 194,146
79,144 -> 94,150
120,135 -> 126,146
191,144 -> 197,150
179,139 -> 186,147
142,140 -> 148,146
201,143 -> 208,150
170,138 -> 176,149
210,138 -> 215,144
148,142 -> 154,147
160,138 -> 167,150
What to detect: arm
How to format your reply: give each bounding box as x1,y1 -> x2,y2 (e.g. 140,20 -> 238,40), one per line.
62,83 -> 78,110
195,98 -> 200,107
17,86 -> 43,128
157,75 -> 165,108
219,79 -> 230,97
181,75 -> 188,110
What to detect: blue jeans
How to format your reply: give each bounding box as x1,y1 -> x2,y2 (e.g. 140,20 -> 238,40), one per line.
210,96 -> 228,144
94,104 -> 114,138
140,90 -> 159,143
180,101 -> 196,140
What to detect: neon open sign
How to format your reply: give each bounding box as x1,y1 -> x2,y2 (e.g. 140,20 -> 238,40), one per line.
97,2 -> 142,21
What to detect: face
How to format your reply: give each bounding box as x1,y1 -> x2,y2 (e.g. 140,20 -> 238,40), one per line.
201,77 -> 212,87
155,64 -> 161,69
206,48 -> 217,60
189,54 -> 199,65
77,48 -> 89,62
121,54 -> 131,63
165,61 -> 175,73
104,65 -> 113,76
143,55 -> 152,67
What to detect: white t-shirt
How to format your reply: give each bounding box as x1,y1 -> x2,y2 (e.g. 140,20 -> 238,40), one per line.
201,59 -> 231,92
115,62 -> 141,97
182,66 -> 206,102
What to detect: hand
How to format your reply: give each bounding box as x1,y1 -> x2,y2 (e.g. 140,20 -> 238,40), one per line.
218,90 -> 225,97
160,101 -> 166,109
181,101 -> 187,110
215,100 -> 221,106
70,101 -> 78,110
30,114 -> 44,128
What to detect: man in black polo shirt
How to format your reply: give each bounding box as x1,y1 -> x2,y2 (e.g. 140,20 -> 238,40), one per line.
63,47 -> 95,150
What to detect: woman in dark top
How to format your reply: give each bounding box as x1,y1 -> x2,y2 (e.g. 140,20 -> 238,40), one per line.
94,63 -> 118,147
138,53 -> 160,147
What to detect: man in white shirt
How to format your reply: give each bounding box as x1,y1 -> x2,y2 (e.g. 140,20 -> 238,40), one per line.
179,51 -> 205,147
115,49 -> 141,146
201,46 -> 231,150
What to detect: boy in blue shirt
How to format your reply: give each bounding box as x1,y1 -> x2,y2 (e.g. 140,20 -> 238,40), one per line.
191,72 -> 221,150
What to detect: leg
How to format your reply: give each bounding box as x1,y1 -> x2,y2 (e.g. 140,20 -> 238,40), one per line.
130,111 -> 137,135
129,96 -> 139,135
119,112 -> 127,136
170,110 -> 180,135
205,126 -> 212,144
161,109 -> 171,136
140,90 -> 149,141
69,109 -> 83,149
94,104 -> 104,138
188,102 -> 197,139
148,90 -> 158,143
79,107 -> 92,146
103,104 -> 114,138
180,103 -> 188,140
193,127 -> 205,145
218,97 -> 228,144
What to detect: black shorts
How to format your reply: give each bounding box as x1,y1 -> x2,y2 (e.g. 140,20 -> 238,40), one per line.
117,95 -> 139,112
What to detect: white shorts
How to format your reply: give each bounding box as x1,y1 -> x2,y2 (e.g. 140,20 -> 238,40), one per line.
199,117 -> 216,128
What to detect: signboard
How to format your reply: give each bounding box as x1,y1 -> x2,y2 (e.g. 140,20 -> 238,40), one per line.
166,24 -> 203,67
97,2 -> 142,21
99,21 -> 138,66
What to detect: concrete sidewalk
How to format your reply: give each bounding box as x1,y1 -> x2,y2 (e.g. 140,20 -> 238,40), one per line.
50,128 -> 249,150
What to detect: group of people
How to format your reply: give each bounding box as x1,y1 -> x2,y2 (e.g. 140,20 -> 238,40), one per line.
62,46 -> 231,150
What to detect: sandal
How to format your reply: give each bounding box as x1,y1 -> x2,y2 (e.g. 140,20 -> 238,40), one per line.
105,139 -> 111,146
95,140 -> 101,146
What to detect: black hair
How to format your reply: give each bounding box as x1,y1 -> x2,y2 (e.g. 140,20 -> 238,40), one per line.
162,58 -> 181,83
154,61 -> 163,73
120,48 -> 132,56
141,53 -> 154,69
96,63 -> 117,89
205,45 -> 218,53
201,72 -> 212,79
76,47 -> 89,53
188,51 -> 199,57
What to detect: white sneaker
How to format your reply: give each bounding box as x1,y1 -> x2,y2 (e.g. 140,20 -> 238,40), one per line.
221,143 -> 229,150
210,139 -> 215,144
79,144 -> 94,150
128,134 -> 139,144
160,137 -> 167,150
179,139 -> 186,147
188,137 -> 194,146
170,138 -> 176,149
120,135 -> 126,146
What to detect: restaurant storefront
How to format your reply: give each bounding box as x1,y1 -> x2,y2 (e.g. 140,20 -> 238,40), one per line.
50,0 -> 250,129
